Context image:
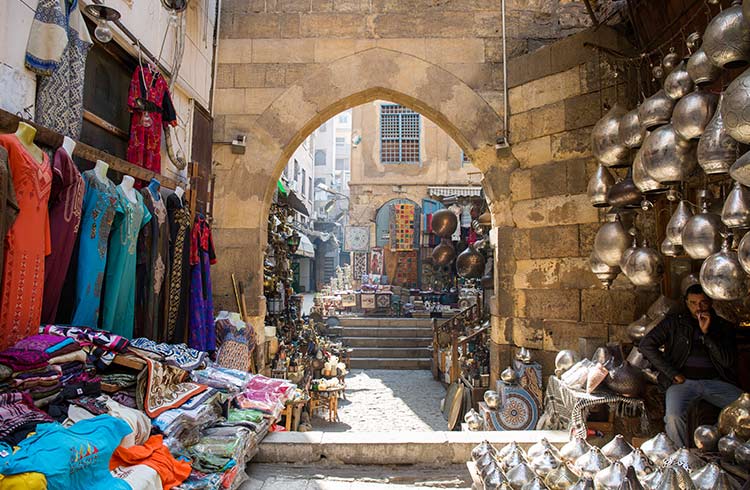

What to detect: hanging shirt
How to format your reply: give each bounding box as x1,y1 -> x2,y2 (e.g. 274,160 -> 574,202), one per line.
0,415 -> 132,490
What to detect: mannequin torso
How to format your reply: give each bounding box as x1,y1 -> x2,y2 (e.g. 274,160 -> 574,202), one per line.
15,122 -> 44,164
62,136 -> 76,158
174,186 -> 184,204
120,175 -> 137,203
94,160 -> 109,183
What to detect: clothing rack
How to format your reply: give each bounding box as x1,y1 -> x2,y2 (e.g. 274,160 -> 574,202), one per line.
0,108 -> 180,190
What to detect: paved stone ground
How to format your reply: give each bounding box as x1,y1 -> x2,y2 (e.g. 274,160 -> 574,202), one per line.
239,463 -> 472,489
311,369 -> 447,432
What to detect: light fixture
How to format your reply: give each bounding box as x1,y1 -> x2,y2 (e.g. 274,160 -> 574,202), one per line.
85,3 -> 121,43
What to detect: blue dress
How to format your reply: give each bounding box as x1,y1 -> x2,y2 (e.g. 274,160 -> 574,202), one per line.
0,415 -> 132,490
101,187 -> 151,338
71,171 -> 121,327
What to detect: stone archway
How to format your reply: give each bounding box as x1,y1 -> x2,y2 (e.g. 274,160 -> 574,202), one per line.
211,47 -> 505,321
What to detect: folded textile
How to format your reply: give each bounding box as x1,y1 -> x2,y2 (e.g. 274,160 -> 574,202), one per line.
103,396 -> 151,447
47,349 -> 88,365
111,464 -> 162,490
110,435 -> 191,490
139,358 -> 207,418
41,325 -> 130,352
100,373 -> 137,388
189,365 -> 252,393
111,391 -> 137,409
45,337 -> 75,354
0,392 -> 53,440
13,334 -> 72,354
46,381 -> 102,421
69,395 -> 109,415
0,349 -> 49,371
12,364 -> 62,382
129,338 -> 208,371
0,471 -> 47,489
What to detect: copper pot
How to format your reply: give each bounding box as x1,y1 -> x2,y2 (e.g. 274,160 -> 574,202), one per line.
592,104 -> 631,168
698,94 -> 739,175
456,244 -> 485,278
432,238 -> 456,266
703,0 -> 750,69
431,209 -> 458,238
718,392 -> 750,438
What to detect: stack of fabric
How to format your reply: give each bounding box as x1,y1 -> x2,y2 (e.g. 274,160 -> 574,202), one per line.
152,388 -> 224,448
41,325 -> 130,368
0,392 -> 53,445
129,337 -> 208,370
189,364 -> 253,394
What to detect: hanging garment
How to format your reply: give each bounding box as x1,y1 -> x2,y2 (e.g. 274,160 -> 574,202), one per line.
24,0 -> 67,76
34,0 -> 92,139
0,415 -> 132,490
0,147 -> 19,304
42,147 -> 84,323
0,134 -> 52,351
101,187 -> 151,338
136,189 -> 170,341
165,193 -> 191,343
189,216 -> 216,352
71,171 -> 122,328
126,66 -> 177,175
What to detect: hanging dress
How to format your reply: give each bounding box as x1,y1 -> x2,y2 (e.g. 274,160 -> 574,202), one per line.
32,0 -> 93,139
166,193 -> 191,344
0,147 -> 19,304
0,134 -> 52,351
71,171 -> 122,328
101,187 -> 151,338
136,189 -> 170,341
126,66 -> 177,176
189,216 -> 216,352
41,147 -> 84,323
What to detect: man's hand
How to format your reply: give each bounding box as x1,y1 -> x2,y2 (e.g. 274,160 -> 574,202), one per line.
697,312 -> 711,334
673,374 -> 686,384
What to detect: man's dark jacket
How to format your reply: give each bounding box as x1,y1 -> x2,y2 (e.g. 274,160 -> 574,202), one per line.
639,310 -> 737,391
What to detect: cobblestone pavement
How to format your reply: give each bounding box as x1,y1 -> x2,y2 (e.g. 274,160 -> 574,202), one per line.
311,369 -> 448,432
239,463 -> 472,489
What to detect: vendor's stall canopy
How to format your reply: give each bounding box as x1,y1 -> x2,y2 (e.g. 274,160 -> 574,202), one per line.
428,186 -> 483,198
294,233 -> 315,258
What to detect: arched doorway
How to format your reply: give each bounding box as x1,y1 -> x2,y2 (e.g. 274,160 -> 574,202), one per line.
211,47 -> 504,319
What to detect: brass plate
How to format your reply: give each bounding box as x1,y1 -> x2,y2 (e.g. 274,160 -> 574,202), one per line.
448,382 -> 465,431
443,381 -> 458,418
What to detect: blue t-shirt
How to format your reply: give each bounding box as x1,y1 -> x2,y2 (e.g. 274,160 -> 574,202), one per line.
0,414 -> 133,490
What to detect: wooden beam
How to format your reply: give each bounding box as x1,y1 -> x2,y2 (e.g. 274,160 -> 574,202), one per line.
0,108 -> 179,189
83,110 -> 129,139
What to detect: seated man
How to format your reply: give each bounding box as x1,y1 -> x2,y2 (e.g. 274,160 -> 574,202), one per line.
640,284 -> 741,447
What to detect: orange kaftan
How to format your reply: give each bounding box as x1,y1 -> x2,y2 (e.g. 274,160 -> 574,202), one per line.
0,134 -> 52,350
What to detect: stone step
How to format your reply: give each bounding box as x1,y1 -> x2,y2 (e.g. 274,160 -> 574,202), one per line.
339,317 -> 435,328
342,336 -> 432,348
328,326 -> 433,339
256,431 -> 569,465
349,357 -> 432,369
350,347 -> 431,358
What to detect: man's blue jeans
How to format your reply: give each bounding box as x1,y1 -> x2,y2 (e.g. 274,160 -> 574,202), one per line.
665,379 -> 742,447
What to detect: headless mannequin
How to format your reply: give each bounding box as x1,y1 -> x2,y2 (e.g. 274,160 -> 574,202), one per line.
15,122 -> 44,164
147,178 -> 161,201
62,136 -> 76,158
94,160 -> 109,183
174,186 -> 184,204
120,175 -> 137,204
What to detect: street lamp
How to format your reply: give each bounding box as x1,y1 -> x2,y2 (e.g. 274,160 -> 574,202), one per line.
316,182 -> 349,200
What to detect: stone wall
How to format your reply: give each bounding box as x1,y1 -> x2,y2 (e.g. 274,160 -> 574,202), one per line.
487,28 -> 660,377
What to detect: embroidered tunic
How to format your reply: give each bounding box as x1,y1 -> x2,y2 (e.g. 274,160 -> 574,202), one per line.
136,189 -> 170,341
0,134 -> 52,350
0,147 -> 19,305
41,147 -> 84,323
166,193 -> 191,344
101,187 -> 151,338
71,171 -> 122,328
189,216 -> 216,352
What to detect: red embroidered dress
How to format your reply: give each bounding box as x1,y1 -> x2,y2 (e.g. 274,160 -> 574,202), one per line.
125,66 -> 177,176
0,135 -> 52,350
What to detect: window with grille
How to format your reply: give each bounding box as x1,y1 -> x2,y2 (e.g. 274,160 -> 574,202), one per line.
380,104 -> 421,164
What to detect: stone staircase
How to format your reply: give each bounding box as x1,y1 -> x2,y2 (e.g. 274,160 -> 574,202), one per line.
327,317 -> 434,370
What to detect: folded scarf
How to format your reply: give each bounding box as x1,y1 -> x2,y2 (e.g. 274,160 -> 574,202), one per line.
0,349 -> 49,371
48,349 -> 88,365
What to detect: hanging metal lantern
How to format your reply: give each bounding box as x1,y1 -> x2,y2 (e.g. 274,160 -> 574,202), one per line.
661,236 -> 684,257
641,125 -> 698,184
619,107 -> 647,148
638,90 -> 676,130
588,165 -> 615,207
622,239 -> 664,287
730,149 -> 750,186
682,201 -> 725,259
432,238 -> 456,265
664,61 -> 695,100
456,244 -> 485,278
431,209 -> 458,238
723,66 -> 750,144
688,48 -> 722,85
592,104 -> 630,167
666,200 -> 694,246
593,214 -> 630,267
738,230 -> 750,276
607,168 -> 643,208
703,0 -> 750,69
700,236 -> 747,300
632,147 -> 667,195
672,88 -> 719,140
663,48 -> 681,75
722,181 -> 750,228
620,235 -> 638,271
686,31 -> 702,52
590,250 -> 620,289
698,94 -> 739,175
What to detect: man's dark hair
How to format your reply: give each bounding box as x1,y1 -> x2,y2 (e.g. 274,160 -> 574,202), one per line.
685,284 -> 708,299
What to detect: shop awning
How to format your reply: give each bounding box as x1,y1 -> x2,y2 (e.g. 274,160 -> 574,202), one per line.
428,186 -> 483,198
294,233 -> 315,258
283,189 -> 310,216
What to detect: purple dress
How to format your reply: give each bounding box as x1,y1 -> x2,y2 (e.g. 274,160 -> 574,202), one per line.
41,147 -> 84,323
189,216 -> 215,352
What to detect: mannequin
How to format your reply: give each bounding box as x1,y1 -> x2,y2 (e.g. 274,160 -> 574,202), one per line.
120,175 -> 137,203
94,160 -> 109,183
62,136 -> 76,158
174,185 -> 184,203
14,122 -> 44,164
147,178 -> 161,201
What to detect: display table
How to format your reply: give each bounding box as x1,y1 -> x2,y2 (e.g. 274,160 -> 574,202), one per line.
310,386 -> 345,422
539,375 -> 648,438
